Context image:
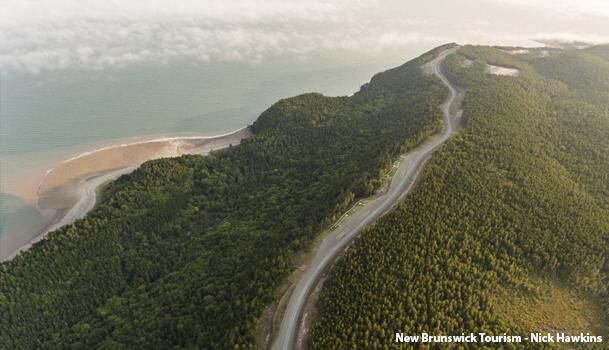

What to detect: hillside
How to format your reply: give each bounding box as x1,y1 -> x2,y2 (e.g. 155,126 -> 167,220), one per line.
310,45 -> 609,349
0,46 -> 452,348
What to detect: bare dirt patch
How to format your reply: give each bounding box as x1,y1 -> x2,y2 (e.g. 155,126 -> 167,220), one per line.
501,48 -> 530,55
486,64 -> 520,77
461,58 -> 474,68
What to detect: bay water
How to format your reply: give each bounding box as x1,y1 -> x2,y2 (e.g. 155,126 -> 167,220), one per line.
0,52 -> 411,259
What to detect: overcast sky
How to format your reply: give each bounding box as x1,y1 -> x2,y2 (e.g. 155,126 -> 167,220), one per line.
2,0 -> 609,73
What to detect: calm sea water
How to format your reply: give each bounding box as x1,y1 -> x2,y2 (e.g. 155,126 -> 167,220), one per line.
0,51 -> 414,258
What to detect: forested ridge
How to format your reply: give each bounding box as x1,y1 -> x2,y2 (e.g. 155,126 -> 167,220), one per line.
310,45 -> 609,349
0,45 -> 453,348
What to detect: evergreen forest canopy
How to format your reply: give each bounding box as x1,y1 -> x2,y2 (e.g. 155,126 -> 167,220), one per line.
311,44 -> 609,349
0,45 -> 452,348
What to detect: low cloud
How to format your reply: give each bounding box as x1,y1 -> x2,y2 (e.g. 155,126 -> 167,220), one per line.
495,0 -> 609,18
2,0 -> 609,74
0,15 -> 444,73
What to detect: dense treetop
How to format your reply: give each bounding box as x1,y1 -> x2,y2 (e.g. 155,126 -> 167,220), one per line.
311,45 -> 609,349
0,45 -> 453,349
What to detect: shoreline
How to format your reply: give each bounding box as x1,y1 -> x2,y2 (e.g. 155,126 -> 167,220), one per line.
1,126 -> 252,262
37,126 -> 252,208
42,126 -> 250,177
2,166 -> 137,262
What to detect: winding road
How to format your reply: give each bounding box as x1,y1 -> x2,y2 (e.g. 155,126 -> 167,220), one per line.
272,47 -> 460,350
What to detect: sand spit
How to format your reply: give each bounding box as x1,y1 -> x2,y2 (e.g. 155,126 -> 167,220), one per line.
39,128 -> 250,198
3,167 -> 138,262
2,127 -> 251,262
486,64 -> 520,77
38,127 -> 251,210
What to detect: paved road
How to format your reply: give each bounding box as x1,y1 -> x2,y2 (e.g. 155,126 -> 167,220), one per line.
271,47 -> 460,350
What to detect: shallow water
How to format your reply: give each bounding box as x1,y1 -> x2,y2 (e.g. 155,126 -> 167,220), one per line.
0,193 -> 48,259
0,52 -> 403,259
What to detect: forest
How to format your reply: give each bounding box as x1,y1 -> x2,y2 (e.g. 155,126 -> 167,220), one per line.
0,46 -> 452,348
310,45 -> 609,349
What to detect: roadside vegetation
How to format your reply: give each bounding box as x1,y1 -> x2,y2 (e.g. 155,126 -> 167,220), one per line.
310,45 -> 609,349
0,46 -> 452,348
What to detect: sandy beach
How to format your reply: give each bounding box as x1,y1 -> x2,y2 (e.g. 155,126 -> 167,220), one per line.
1,127 -> 252,262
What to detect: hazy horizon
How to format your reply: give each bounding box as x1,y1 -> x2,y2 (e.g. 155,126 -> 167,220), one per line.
2,0 -> 609,75
2,0 -> 609,260
3,2 -> 609,347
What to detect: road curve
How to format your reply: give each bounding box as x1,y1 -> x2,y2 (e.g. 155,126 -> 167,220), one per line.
271,47 -> 460,350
